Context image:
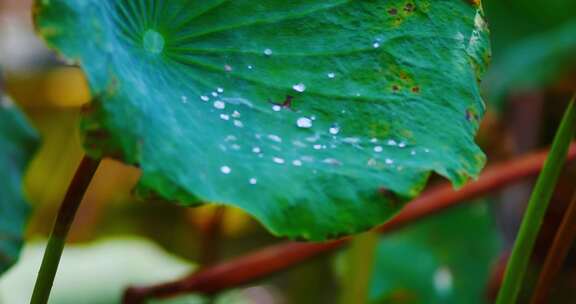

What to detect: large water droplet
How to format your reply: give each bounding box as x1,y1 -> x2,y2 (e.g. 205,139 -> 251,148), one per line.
293,83 -> 306,92
143,30 -> 165,54
220,166 -> 231,174
213,101 -> 225,109
329,124 -> 340,135
264,48 -> 273,56
296,117 -> 313,128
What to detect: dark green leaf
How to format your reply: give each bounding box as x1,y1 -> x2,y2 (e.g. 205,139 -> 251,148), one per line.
0,90 -> 39,275
483,0 -> 576,105
35,0 -> 489,240
368,202 -> 501,304
484,21 -> 576,103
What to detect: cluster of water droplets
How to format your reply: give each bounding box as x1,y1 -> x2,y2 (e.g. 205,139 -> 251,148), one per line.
174,44 -> 432,187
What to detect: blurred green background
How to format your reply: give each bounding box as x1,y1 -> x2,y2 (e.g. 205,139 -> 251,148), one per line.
1,0 -> 576,303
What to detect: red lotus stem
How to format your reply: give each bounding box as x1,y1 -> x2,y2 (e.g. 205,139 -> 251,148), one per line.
123,143 -> 576,303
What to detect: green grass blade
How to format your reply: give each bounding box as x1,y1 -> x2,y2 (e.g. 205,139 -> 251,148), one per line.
496,95 -> 576,304
341,231 -> 379,304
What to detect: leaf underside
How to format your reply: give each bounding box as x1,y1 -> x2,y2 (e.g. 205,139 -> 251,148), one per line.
0,92 -> 39,274
35,0 -> 489,240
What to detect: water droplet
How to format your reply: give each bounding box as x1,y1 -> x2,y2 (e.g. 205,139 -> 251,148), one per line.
224,135 -> 237,142
328,73 -> 336,79
232,111 -> 241,118
296,117 -> 313,128
220,166 -> 231,174
385,158 -> 394,165
268,134 -> 282,143
273,157 -> 285,164
291,141 -> 305,148
217,88 -> 224,93
374,146 -> 383,153
301,156 -> 314,162
264,48 -> 273,56
143,29 -> 165,54
181,96 -> 188,103
343,137 -> 360,144
323,158 -> 341,166
292,83 -> 306,92
424,148 -> 431,153
371,138 -> 378,143
224,64 -> 233,72
292,160 -> 303,166
211,92 -> 218,97
411,150 -> 417,156
272,105 -> 282,112
233,120 -> 244,128
329,124 -> 340,135
220,114 -> 230,120
387,139 -> 398,146
252,147 -> 261,153
306,135 -> 319,142
248,65 -> 254,70
249,178 -> 258,185
373,42 -> 380,48
398,142 -> 406,148
201,96 -> 210,102
313,144 -> 322,150
214,101 -> 225,110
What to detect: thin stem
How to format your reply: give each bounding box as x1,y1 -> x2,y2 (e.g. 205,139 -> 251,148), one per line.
30,156 -> 100,304
123,143 -> 576,301
199,206 -> 226,267
496,96 -> 576,304
530,190 -> 576,304
340,231 -> 379,304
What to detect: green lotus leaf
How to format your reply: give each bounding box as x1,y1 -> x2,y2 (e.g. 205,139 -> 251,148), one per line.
0,90 -> 39,275
35,0 -> 489,240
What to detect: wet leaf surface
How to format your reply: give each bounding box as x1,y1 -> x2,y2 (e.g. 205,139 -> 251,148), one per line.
35,0 -> 489,240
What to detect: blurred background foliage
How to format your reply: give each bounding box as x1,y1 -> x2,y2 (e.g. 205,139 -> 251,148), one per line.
0,0 -> 575,303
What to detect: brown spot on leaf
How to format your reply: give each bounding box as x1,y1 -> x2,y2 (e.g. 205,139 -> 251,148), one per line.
387,8 -> 398,15
404,3 -> 416,13
466,108 -> 479,122
269,95 -> 295,110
